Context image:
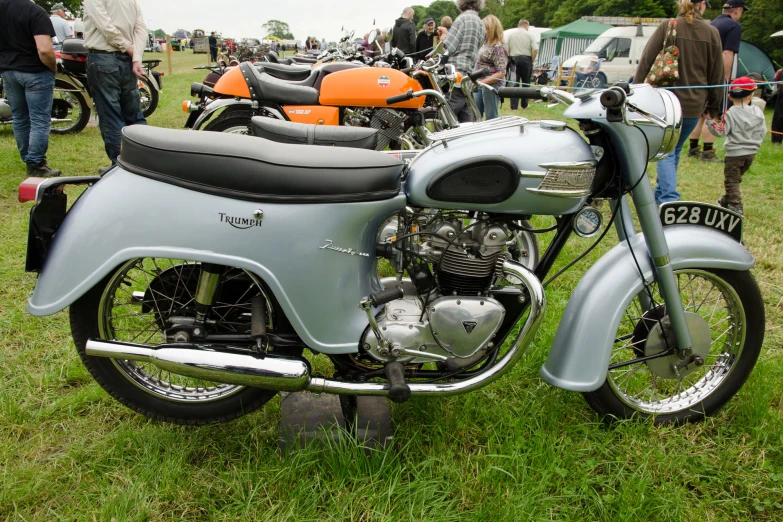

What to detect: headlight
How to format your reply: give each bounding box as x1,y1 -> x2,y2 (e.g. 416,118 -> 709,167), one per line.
653,89 -> 683,161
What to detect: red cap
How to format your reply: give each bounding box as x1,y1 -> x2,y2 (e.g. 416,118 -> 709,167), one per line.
729,76 -> 756,98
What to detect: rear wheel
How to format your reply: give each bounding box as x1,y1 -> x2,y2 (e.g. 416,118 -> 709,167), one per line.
138,76 -> 159,118
583,268 -> 764,425
70,258 -> 295,425
202,107 -> 254,134
50,79 -> 90,134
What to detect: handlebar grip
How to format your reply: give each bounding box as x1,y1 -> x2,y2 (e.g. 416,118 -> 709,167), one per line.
370,287 -> 404,307
469,68 -> 490,82
496,87 -> 544,100
599,87 -> 627,109
386,90 -> 414,105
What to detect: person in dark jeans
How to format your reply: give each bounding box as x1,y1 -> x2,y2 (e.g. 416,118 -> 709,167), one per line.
209,32 -> 218,63
83,0 -> 147,169
0,0 -> 61,176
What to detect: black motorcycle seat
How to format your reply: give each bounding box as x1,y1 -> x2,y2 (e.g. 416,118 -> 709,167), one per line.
61,38 -> 87,55
256,63 -> 313,82
240,62 -> 319,105
250,117 -> 378,150
283,57 -> 318,65
118,126 -> 402,203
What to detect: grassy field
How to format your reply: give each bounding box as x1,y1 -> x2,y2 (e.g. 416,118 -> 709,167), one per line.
1,50 -> 782,521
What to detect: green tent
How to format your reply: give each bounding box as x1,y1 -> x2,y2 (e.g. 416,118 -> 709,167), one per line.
539,19 -> 614,65
738,40 -> 777,81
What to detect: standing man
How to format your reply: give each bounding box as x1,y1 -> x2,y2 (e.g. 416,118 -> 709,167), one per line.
506,19 -> 536,110
416,18 -> 436,56
0,0 -> 61,177
391,7 -> 416,56
50,4 -> 73,49
83,0 -> 147,170
437,0 -> 486,122
208,31 -> 218,63
688,0 -> 746,162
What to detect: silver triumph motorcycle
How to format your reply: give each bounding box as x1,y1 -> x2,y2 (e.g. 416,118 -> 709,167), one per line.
20,82 -> 764,426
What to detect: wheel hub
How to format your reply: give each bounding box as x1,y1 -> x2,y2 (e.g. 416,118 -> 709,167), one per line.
644,312 -> 712,379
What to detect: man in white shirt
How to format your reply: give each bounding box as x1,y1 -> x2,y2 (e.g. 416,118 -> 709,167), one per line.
83,0 -> 147,170
49,3 -> 73,49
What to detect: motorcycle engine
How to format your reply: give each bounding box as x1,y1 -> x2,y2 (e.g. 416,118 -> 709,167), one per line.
362,214 -> 510,369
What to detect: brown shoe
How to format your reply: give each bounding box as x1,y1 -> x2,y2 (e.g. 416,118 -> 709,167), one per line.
26,162 -> 62,177
687,146 -> 701,157
700,150 -> 723,163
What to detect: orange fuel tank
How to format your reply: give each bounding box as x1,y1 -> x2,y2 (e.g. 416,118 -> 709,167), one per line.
319,68 -> 425,109
212,67 -> 251,98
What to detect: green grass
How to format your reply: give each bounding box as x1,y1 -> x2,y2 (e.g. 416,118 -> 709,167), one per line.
1,50 -> 782,521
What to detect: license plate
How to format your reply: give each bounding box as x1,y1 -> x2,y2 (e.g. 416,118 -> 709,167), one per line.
660,202 -> 742,243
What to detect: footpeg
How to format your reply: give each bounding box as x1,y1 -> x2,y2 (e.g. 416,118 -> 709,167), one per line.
384,362 -> 411,403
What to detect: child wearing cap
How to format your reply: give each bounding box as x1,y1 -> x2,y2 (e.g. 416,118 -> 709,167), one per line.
707,76 -> 767,215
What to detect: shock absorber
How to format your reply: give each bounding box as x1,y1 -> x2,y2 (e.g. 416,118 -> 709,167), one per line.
194,263 -> 224,325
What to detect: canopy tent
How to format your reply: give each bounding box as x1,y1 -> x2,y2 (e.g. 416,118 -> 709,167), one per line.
738,40 -> 777,81
538,19 -> 613,65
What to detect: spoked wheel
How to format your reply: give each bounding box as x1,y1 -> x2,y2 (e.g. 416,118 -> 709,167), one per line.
583,268 -> 764,425
70,258 -> 295,425
50,79 -> 90,134
138,76 -> 159,118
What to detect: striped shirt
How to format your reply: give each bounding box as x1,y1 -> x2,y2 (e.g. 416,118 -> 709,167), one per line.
443,9 -> 485,75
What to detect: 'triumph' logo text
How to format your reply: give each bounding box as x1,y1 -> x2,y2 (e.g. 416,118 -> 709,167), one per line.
219,213 -> 263,230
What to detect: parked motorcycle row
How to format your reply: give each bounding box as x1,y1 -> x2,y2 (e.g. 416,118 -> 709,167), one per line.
0,38 -> 161,135
16,26 -> 765,431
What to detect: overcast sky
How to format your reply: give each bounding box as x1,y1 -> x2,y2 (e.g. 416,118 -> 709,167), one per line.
135,0 -> 430,42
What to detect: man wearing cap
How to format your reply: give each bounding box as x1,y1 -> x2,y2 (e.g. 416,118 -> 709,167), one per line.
0,0 -> 61,177
416,18 -> 436,55
688,0 -> 747,162
49,4 -> 73,49
83,0 -> 147,171
506,19 -> 537,110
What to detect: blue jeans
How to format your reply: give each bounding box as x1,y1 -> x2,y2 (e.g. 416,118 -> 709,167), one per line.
473,88 -> 500,120
87,53 -> 146,164
654,117 -> 699,205
1,69 -> 55,165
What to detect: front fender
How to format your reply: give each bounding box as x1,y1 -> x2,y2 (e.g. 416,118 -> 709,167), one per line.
540,226 -> 755,392
192,98 -> 254,130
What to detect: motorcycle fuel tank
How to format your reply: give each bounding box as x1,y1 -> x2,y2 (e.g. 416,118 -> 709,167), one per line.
405,121 -> 597,215
319,68 -> 425,109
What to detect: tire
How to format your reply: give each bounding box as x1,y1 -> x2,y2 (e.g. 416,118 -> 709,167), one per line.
138,76 -> 159,118
583,268 -> 764,425
592,73 -> 607,89
70,258 -> 293,425
50,78 -> 90,135
202,107 -> 253,134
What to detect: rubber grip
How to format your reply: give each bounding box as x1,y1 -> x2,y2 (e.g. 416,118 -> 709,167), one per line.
384,362 -> 411,403
496,87 -> 544,100
386,91 -> 414,105
469,67 -> 490,82
370,287 -> 404,307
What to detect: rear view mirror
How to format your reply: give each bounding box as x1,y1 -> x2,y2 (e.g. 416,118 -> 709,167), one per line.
368,30 -> 377,45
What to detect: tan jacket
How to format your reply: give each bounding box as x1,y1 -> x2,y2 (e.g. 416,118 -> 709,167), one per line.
634,13 -> 724,118
83,0 -> 147,63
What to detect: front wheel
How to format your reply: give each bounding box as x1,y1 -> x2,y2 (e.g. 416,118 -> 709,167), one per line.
583,268 -> 764,425
70,258 -> 291,425
50,79 -> 90,134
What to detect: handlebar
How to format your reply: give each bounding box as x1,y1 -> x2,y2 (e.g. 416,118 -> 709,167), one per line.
469,68 -> 490,82
496,87 -> 545,100
386,90 -> 415,105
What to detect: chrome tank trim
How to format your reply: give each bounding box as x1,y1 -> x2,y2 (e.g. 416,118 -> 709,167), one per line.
308,259 -> 545,396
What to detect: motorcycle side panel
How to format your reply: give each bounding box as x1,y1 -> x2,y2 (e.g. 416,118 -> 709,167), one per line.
540,226 -> 755,392
28,169 -> 405,354
283,105 -> 339,125
405,123 -> 594,215
318,68 -> 425,109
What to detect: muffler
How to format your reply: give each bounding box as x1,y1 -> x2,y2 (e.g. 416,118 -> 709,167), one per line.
85,339 -> 310,391
86,260 -> 545,397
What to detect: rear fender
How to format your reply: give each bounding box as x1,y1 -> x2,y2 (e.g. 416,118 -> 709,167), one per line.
28,169 -> 405,354
540,226 -> 755,392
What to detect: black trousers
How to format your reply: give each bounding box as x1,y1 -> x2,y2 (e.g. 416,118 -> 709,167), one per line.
210,47 -> 218,62
772,91 -> 783,144
448,88 -> 474,123
511,55 -> 533,109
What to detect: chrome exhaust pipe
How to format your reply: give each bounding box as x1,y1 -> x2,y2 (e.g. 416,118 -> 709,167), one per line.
85,340 -> 310,391
86,260 -> 544,397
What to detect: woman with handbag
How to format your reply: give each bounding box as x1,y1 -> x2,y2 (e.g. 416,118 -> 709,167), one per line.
634,0 -> 724,205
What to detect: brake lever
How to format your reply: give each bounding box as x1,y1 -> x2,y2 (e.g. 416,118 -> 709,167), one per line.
625,101 -> 668,128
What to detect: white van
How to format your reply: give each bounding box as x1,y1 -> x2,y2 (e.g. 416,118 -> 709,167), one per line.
561,25 -> 658,87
